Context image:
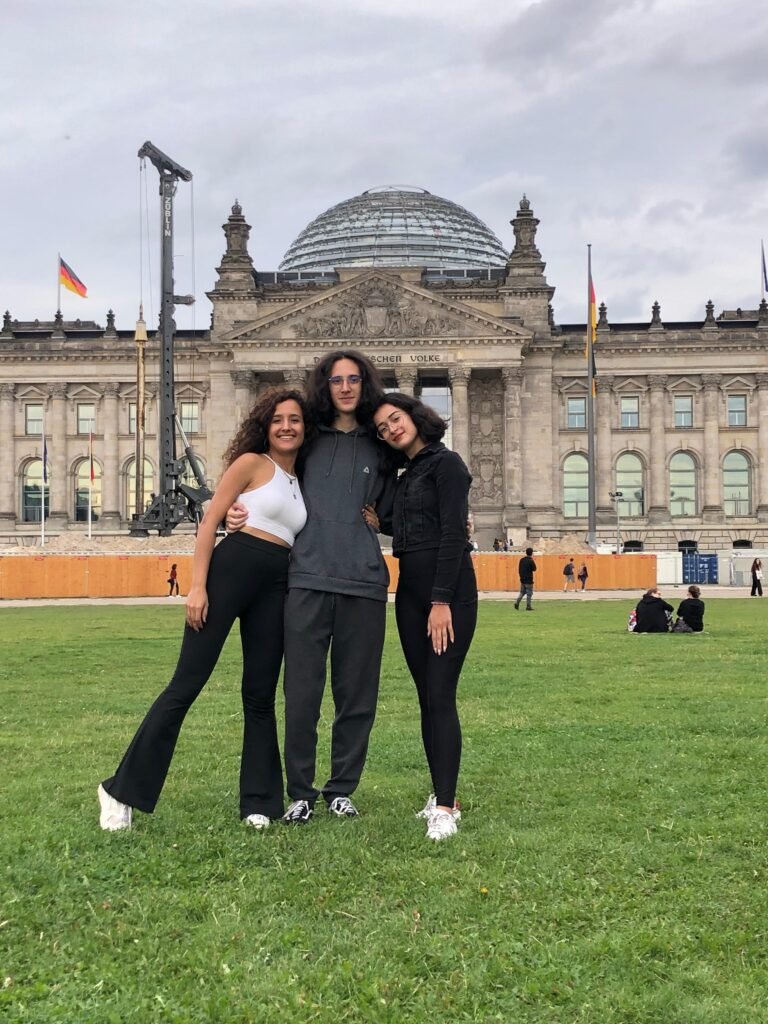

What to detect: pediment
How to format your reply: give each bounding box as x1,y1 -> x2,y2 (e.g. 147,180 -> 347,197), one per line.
667,376 -> 701,392
722,375 -> 754,391
222,271 -> 530,344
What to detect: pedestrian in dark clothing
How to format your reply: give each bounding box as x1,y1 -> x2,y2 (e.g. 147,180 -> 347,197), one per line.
563,558 -> 576,592
514,548 -> 536,610
750,558 -> 763,597
634,588 -> 674,633
673,585 -> 705,632
577,563 -> 588,591
167,563 -> 179,597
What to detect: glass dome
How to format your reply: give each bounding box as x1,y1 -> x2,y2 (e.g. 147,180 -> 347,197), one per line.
279,186 -> 508,272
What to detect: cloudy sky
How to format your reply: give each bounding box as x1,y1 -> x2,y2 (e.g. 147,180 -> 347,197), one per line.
3,0 -> 767,331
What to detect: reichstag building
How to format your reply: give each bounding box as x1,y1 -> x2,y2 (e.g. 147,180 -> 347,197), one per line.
2,186 -> 767,551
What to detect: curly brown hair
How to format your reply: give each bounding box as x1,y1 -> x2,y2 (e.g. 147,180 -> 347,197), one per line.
222,388 -> 312,470
306,349 -> 384,429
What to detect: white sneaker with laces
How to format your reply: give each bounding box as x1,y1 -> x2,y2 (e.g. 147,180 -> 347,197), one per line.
416,793 -> 461,821
98,784 -> 132,831
244,813 -> 270,830
426,808 -> 458,841
327,796 -> 359,818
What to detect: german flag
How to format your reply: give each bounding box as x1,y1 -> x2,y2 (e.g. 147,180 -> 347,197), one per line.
59,258 -> 87,298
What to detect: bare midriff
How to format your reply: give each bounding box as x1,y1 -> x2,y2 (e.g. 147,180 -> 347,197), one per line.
241,525 -> 292,549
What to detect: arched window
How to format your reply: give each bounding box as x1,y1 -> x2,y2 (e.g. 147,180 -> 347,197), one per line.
678,539 -> 697,552
126,458 -> 154,517
733,539 -> 753,549
22,459 -> 48,522
723,451 -> 751,516
623,539 -> 644,552
563,453 -> 588,518
669,452 -> 697,517
616,453 -> 644,517
74,459 -> 102,522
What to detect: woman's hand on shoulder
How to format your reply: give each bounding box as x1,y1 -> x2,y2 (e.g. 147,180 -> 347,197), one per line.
185,585 -> 208,631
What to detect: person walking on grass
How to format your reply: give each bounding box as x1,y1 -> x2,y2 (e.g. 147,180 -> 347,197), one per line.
167,563 -> 179,597
750,558 -> 763,597
514,547 -> 536,611
563,557 -> 576,592
98,389 -> 310,832
371,393 -> 477,842
227,350 -> 396,826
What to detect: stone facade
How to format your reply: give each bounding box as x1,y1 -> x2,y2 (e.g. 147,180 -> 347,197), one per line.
2,197 -> 767,551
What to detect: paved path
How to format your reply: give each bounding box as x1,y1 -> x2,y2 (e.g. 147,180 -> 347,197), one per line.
0,585 -> 758,608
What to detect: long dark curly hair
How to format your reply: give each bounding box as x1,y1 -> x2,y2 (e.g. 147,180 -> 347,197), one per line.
222,388 -> 313,472
371,391 -> 447,467
306,349 -> 385,429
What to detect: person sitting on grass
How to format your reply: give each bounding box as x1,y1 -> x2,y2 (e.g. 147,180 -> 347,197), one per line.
672,584 -> 705,633
634,588 -> 674,633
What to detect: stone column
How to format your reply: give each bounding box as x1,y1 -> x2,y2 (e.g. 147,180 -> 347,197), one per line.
701,373 -> 722,521
395,367 -> 418,395
231,370 -> 254,423
448,367 -> 470,464
502,368 -> 525,523
551,376 -> 563,513
596,375 -> 614,518
101,382 -> 120,525
48,383 -> 68,523
756,374 -> 768,521
646,375 -> 668,523
0,383 -> 15,522
283,368 -> 306,390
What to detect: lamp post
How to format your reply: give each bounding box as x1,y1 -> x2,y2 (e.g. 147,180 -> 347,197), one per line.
609,490 -> 623,554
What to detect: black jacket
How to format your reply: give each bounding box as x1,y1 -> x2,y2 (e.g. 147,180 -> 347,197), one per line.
677,597 -> 705,632
635,594 -> 674,633
518,555 -> 536,584
391,441 -> 472,603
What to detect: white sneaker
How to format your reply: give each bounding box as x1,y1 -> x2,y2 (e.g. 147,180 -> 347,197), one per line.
426,809 -> 458,841
98,784 -> 132,831
244,813 -> 270,830
416,793 -> 461,821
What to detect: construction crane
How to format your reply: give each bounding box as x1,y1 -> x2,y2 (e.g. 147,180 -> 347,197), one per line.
129,141 -> 212,537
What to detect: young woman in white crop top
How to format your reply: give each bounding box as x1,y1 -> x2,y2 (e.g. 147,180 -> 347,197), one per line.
99,388 -> 310,834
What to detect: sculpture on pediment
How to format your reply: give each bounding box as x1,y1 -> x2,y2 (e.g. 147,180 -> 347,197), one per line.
292,280 -> 460,339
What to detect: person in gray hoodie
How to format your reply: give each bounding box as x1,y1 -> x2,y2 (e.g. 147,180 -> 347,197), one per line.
227,350 -> 395,824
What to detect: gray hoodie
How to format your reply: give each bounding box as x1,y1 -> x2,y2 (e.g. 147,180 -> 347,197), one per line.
288,425 -> 396,601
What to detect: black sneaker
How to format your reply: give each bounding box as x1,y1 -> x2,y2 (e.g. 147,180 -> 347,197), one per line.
327,796 -> 359,818
513,602 -> 519,610
282,799 -> 313,825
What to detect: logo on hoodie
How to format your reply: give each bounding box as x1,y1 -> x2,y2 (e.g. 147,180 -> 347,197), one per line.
363,466 -> 370,473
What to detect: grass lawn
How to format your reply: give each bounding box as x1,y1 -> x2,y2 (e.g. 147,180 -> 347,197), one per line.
1,599 -> 767,1023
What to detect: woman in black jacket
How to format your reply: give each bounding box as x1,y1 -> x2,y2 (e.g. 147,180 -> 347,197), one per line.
370,393 -> 477,842
674,584 -> 705,632
634,588 -> 674,633
750,558 -> 763,597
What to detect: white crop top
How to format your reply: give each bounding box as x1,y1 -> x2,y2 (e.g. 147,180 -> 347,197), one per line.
237,456 -> 307,545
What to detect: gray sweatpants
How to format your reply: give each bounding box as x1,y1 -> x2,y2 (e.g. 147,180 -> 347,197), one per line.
283,588 -> 386,804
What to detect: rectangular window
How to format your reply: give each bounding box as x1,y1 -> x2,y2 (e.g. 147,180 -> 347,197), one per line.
566,397 -> 586,429
727,394 -> 747,427
620,396 -> 640,429
77,402 -> 96,434
128,402 -> 137,436
180,401 -> 200,434
25,403 -> 43,435
674,396 -> 693,428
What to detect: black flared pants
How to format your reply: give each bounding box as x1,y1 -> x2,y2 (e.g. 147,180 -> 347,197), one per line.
102,533 -> 288,819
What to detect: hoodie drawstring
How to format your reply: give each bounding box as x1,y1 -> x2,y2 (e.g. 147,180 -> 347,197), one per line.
325,432 -> 340,479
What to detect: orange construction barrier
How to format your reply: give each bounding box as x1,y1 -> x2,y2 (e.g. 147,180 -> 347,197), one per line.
0,552 -> 655,599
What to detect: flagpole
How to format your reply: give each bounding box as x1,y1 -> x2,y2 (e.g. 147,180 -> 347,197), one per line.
586,244 -> 597,549
41,410 -> 46,548
88,431 -> 93,540
57,251 -> 61,314
761,241 -> 766,302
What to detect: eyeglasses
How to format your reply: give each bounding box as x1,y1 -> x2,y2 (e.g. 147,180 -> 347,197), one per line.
376,412 -> 404,439
328,374 -> 362,387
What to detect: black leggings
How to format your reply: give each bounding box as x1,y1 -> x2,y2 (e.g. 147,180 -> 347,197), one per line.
395,550 -> 477,808
102,533 -> 289,819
